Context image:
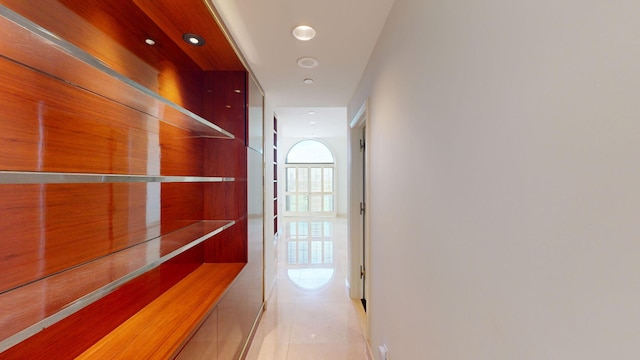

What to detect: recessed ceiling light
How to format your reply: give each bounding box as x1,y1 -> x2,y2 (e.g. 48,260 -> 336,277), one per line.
303,78 -> 314,84
182,33 -> 205,46
297,57 -> 319,69
145,38 -> 156,46
292,25 -> 316,41
308,111 -> 316,115
309,121 -> 317,125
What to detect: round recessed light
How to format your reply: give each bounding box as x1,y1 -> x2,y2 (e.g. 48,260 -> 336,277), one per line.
297,57 -> 319,69
308,111 -> 316,115
145,38 -> 156,46
292,25 -> 316,41
310,121 -> 317,125
303,78 -> 314,84
182,33 -> 205,46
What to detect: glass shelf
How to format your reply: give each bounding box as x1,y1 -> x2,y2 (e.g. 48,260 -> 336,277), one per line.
0,5 -> 234,139
0,171 -> 235,184
0,219 -> 235,352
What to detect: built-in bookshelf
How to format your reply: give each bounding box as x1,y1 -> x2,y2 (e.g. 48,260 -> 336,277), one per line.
0,1 -> 263,358
274,115 -> 279,237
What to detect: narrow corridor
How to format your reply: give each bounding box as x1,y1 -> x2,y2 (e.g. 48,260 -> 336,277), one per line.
246,217 -> 370,359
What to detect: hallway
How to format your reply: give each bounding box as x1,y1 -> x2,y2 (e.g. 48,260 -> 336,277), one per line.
246,217 -> 370,359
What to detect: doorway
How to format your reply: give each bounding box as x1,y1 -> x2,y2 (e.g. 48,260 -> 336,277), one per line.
348,99 -> 369,317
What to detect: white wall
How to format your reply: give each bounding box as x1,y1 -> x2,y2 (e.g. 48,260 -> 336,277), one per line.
348,1 -> 640,359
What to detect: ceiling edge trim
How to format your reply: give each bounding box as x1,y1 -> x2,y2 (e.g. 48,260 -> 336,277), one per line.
202,0 -> 265,97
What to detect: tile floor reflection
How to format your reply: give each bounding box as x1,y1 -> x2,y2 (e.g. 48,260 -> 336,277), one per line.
245,217 -> 370,360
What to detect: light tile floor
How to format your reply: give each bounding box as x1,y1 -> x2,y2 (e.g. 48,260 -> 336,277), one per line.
245,217 -> 371,360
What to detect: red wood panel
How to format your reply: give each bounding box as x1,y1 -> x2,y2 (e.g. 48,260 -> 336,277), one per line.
0,221 -> 234,345
0,0 -> 205,113
0,53 -> 213,176
203,138 -> 246,177
159,122 -> 205,176
76,263 -> 245,359
201,71 -> 248,264
204,71 -> 248,140
0,251 -> 202,360
132,0 -> 246,71
204,221 -> 247,263
203,139 -> 248,221
161,182 -> 205,234
0,1 -> 250,354
0,56 -> 158,174
0,183 -> 148,294
0,181 -> 210,295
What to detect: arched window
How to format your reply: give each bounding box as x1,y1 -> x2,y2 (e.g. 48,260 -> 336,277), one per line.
286,140 -> 334,163
285,140 -> 335,216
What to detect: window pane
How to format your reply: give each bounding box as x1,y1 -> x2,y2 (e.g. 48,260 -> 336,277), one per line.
287,242 -> 297,264
323,221 -> 333,237
311,241 -> 323,264
323,195 -> 334,212
286,140 -> 334,163
310,195 -> 322,212
311,222 -> 323,237
297,168 -> 308,192
286,168 -> 296,192
285,194 -> 295,212
299,241 -> 309,264
297,195 -> 309,212
323,168 -> 333,192
298,222 -> 309,238
310,167 -> 322,192
324,241 -> 334,264
289,221 -> 298,238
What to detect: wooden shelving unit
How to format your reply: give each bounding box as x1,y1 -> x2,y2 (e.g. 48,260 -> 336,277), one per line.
273,116 -> 279,237
0,1 -> 263,358
0,219 -> 234,348
77,263 -> 246,359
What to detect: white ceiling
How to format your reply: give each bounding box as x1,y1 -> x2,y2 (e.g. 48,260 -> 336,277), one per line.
277,107 -> 347,138
210,0 -> 395,122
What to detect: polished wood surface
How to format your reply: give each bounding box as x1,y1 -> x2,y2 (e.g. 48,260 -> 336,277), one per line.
0,0 -> 252,354
204,71 -> 248,139
0,183 -> 148,294
0,255 -> 202,359
0,218 -> 232,341
0,44 -> 228,176
0,0 -> 227,113
133,0 -> 245,71
202,70 -> 249,264
205,220 -> 248,263
0,56 -> 156,174
77,263 -> 245,359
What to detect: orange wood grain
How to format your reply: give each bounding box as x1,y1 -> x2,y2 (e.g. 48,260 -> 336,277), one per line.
0,1 -> 251,355
0,51 -> 219,175
133,0 -> 245,71
0,223 -> 231,344
76,263 -> 245,359
204,221 -> 248,263
0,253 -> 202,360
0,183 -> 149,294
0,182 -> 218,308
204,71 -> 248,140
0,0 -> 208,110
0,56 -> 158,174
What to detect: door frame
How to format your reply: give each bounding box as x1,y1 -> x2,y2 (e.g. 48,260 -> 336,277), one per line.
348,99 -> 370,332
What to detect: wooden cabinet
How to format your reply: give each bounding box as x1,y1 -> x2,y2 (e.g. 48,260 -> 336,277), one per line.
0,1 -> 262,359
